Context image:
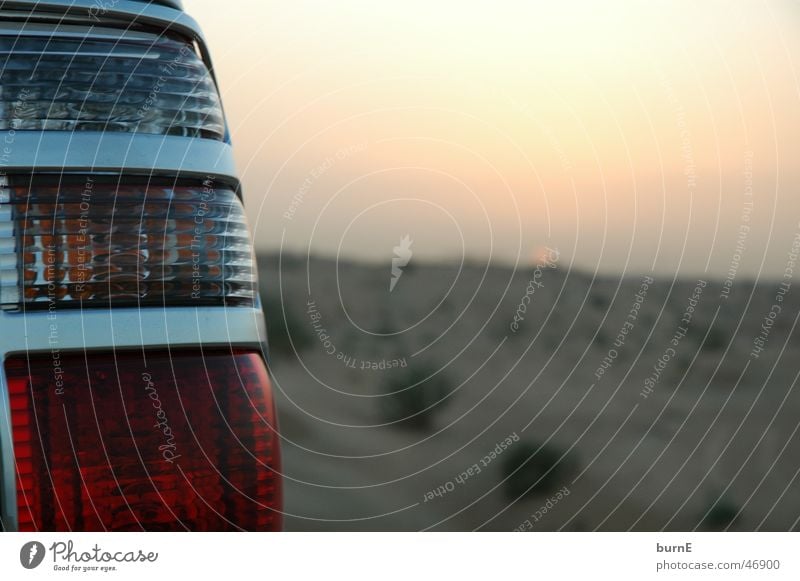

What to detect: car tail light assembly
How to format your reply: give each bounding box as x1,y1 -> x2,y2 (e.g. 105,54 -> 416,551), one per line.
0,1 -> 282,532
0,32 -> 225,140
6,349 -> 282,531
0,175 -> 257,309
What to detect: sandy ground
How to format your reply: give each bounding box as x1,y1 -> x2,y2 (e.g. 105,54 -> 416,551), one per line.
259,255 -> 800,531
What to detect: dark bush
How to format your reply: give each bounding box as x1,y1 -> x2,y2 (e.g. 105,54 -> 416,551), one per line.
593,328 -> 609,348
589,292 -> 610,310
381,365 -> 453,430
701,326 -> 727,353
700,498 -> 740,531
501,441 -> 571,499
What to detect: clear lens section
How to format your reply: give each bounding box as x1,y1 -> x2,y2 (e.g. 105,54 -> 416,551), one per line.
0,33 -> 225,139
0,177 -> 256,308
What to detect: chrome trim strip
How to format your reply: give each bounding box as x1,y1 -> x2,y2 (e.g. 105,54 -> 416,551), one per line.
0,132 -> 239,184
1,307 -> 267,357
1,1 -> 201,43
0,22 -> 161,41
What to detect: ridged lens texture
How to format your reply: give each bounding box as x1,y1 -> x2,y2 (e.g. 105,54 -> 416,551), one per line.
0,33 -> 225,139
0,178 -> 256,308
7,350 -> 282,531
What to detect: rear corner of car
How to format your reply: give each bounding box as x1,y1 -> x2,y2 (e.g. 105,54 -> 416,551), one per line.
0,0 -> 282,532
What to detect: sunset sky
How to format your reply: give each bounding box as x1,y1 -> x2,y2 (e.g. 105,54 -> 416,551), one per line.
184,0 -> 800,277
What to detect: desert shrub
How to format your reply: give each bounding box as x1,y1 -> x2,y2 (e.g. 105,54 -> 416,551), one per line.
503,314 -> 531,340
671,353 -> 693,381
381,365 -> 453,430
501,441 -> 571,499
700,498 -> 740,531
593,328 -> 609,348
701,326 -> 726,353
437,295 -> 456,316
589,291 -> 610,310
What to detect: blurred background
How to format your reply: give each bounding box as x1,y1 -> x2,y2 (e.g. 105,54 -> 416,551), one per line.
186,0 -> 800,530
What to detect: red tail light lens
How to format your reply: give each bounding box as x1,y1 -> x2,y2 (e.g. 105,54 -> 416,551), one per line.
6,349 -> 282,531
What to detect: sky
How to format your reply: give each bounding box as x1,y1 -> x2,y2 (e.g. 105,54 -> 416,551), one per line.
184,0 -> 800,277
